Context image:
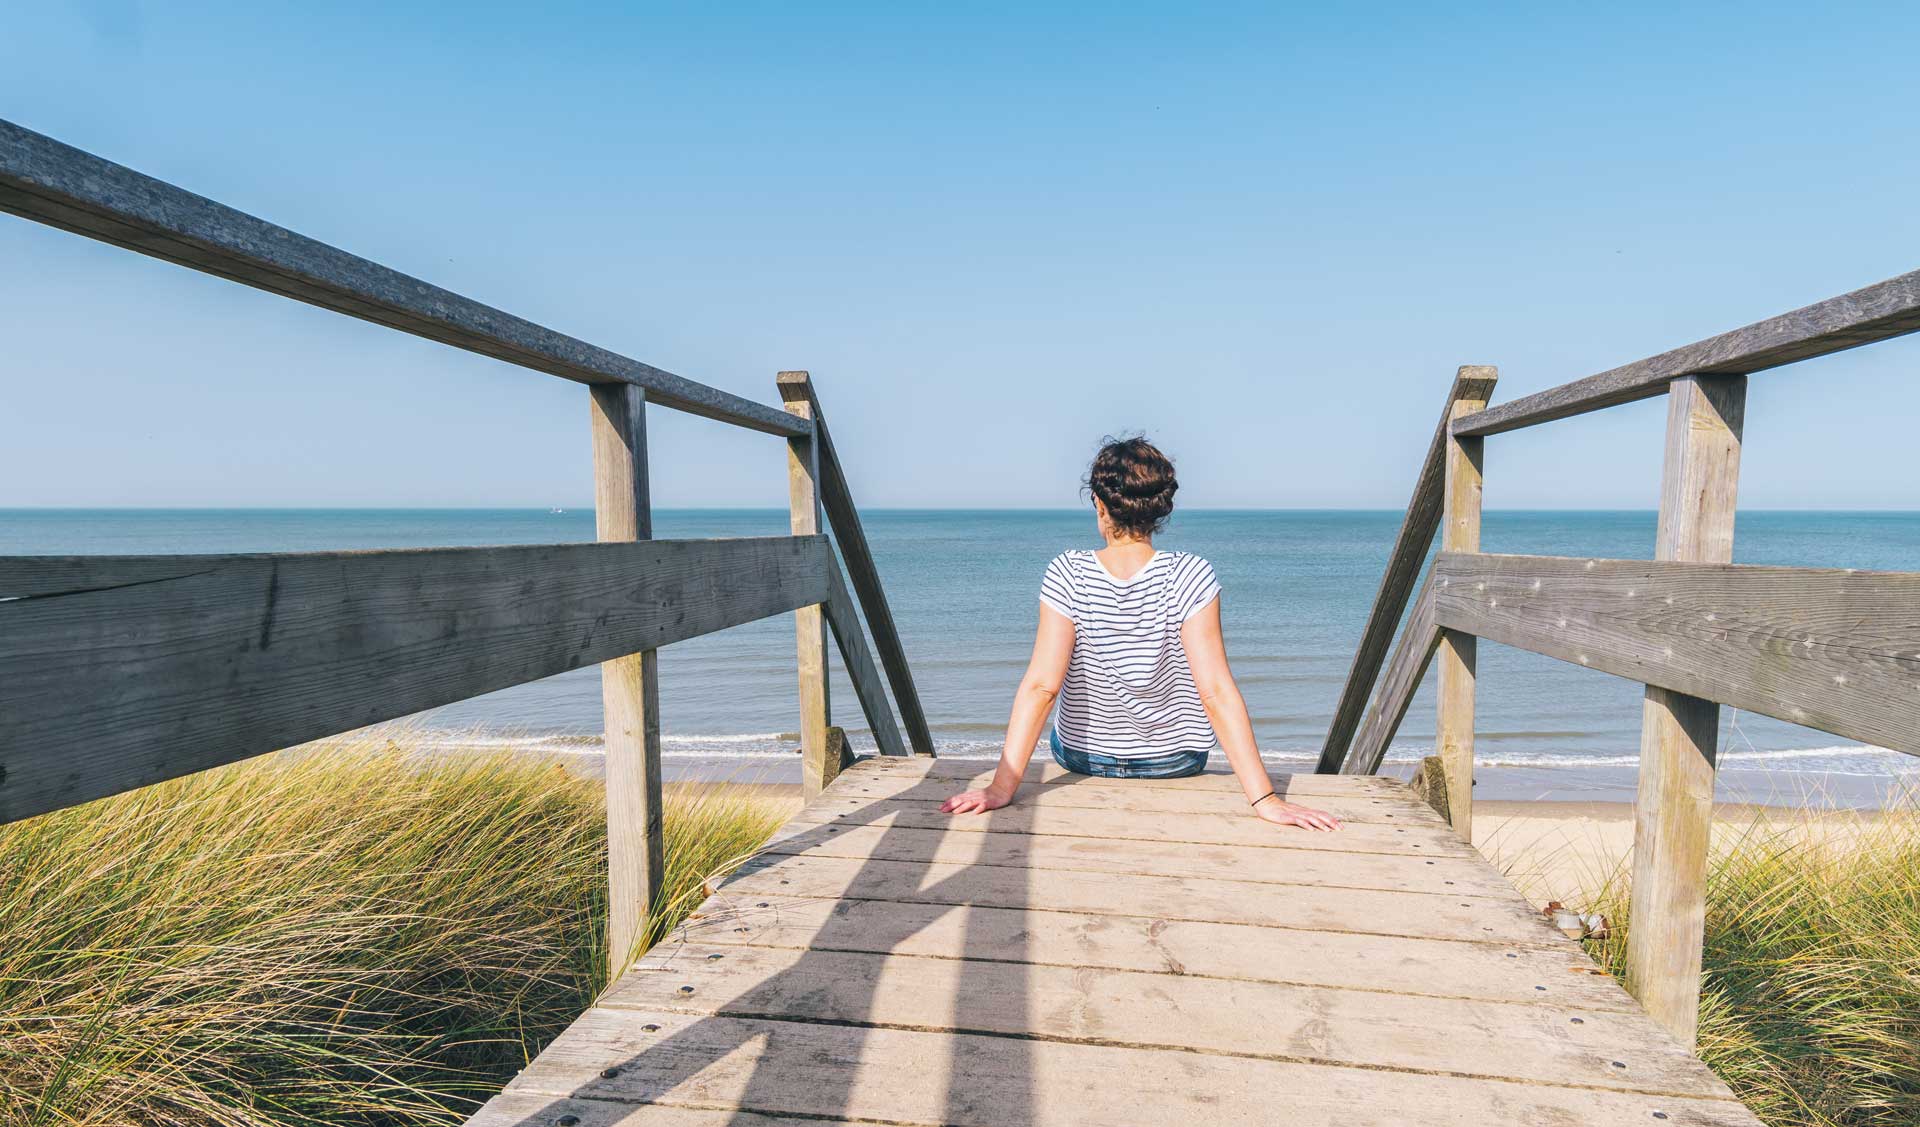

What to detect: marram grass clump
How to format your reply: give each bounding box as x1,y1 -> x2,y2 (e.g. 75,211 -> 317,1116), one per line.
1582,804 -> 1920,1127
0,737 -> 793,1127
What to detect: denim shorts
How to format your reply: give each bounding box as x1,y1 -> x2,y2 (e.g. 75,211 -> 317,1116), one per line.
1049,728 -> 1209,779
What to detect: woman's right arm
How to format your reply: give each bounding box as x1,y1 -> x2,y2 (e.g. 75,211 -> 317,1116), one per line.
941,604 -> 1075,814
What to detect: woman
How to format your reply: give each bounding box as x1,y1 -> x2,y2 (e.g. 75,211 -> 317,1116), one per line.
942,437 -> 1342,831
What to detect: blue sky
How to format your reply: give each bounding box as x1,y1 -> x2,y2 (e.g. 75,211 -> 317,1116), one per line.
4,2 -> 1917,510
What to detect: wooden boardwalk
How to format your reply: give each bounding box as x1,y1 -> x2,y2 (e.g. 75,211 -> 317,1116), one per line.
469,757 -> 1760,1126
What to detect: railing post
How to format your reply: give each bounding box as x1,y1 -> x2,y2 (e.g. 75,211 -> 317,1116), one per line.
1435,372 -> 1492,835
780,371 -> 833,797
1625,373 -> 1746,1047
590,382 -> 664,979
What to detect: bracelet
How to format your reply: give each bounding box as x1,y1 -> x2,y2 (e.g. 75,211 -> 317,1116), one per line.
1250,791 -> 1279,808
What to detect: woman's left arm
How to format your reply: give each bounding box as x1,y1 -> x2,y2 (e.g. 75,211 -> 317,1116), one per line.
1182,599 -> 1342,831
942,603 -> 1076,814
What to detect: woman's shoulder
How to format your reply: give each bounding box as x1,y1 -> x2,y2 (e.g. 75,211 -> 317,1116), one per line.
1158,550 -> 1214,572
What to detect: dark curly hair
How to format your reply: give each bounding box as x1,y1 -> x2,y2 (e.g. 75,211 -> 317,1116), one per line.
1083,435 -> 1178,540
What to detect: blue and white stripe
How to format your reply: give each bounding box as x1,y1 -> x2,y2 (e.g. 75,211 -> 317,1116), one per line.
1039,550 -> 1222,759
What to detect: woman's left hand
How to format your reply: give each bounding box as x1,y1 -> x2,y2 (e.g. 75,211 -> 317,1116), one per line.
942,787 -> 1012,815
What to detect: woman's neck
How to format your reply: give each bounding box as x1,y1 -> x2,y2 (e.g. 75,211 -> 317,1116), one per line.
1096,535 -> 1157,578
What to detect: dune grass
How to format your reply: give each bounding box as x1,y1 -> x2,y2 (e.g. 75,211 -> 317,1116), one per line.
0,737 -> 794,1127
1580,805 -> 1920,1126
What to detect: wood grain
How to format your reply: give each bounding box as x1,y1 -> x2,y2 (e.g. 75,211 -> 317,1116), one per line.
1428,551 -> 1919,759
670,892 -> 1642,1009
1340,571 -> 1442,774
1318,366 -> 1496,773
1436,382 -> 1489,834
782,374 -> 833,798
1628,374 -> 1745,1049
591,382 -> 665,977
779,371 -> 935,756
0,536 -> 829,824
0,119 -> 806,436
1456,272 -> 1920,437
821,557 -> 907,758
465,756 -> 1758,1126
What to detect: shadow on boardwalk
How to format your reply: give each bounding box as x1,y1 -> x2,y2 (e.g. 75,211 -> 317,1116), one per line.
490,764 -> 1051,1125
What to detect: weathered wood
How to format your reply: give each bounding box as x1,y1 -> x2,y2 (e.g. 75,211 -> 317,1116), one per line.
761,817 -> 1518,895
1408,754 -> 1451,819
721,853 -> 1560,946
829,773 -> 1448,825
879,752 -> 1405,798
0,119 -> 806,437
782,374 -> 833,798
591,383 -> 664,978
1340,571 -> 1442,774
778,371 -> 936,756
820,556 -> 907,758
792,792 -> 1476,857
468,757 -> 1759,1126
1456,271 -> 1920,437
1628,375 -> 1746,1049
1318,366 -> 1496,773
674,891 -> 1642,1010
610,943 -> 1727,1096
1428,553 -> 1919,758
0,536 -> 830,824
1436,381 -> 1489,835
491,1008 -> 1757,1127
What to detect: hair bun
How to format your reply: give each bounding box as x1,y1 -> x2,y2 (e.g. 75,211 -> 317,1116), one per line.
1084,435 -> 1178,539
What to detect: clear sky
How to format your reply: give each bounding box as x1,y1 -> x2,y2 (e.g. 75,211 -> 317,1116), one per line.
4,2 -> 1917,511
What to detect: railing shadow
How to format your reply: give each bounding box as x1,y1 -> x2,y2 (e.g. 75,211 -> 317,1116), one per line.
488,761 -> 1048,1125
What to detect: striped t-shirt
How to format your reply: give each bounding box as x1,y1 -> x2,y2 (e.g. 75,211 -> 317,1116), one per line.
1039,550 -> 1223,759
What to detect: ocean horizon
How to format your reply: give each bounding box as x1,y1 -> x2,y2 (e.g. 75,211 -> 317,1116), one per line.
7,506 -> 1917,806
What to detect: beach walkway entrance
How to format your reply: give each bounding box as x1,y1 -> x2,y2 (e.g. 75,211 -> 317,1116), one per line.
10,121 -> 1919,1126
467,755 -> 1759,1126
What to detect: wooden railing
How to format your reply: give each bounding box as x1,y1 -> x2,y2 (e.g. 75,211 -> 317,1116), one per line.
0,119 -> 934,977
1318,268 -> 1920,1046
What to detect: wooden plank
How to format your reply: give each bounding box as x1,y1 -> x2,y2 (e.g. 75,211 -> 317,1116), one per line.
468,1093 -> 815,1127
498,1007 -> 1760,1126
758,818 -> 1519,896
1436,382 -> 1488,835
1317,366 -> 1497,773
790,793 -> 1477,857
671,891 -> 1642,1010
1428,552 -> 1920,759
1456,270 -> 1920,437
1629,374 -> 1745,1049
856,757 -> 1408,797
782,374 -> 834,799
717,852 -> 1566,947
833,764 -> 1436,814
591,383 -> 665,977
821,557 -> 907,759
0,119 -> 806,437
607,942 -> 1731,1097
1340,572 -> 1442,774
825,773 -> 1450,825
0,536 -> 830,824
779,371 -> 936,756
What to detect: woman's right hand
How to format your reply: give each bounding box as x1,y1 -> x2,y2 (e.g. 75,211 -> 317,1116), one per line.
941,787 -> 1013,815
1254,798 -> 1341,831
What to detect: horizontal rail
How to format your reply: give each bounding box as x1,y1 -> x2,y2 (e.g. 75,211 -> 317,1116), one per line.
1456,268 -> 1920,437
1316,367 -> 1496,774
1432,552 -> 1920,757
1340,571 -> 1442,775
0,119 -> 807,437
0,536 -> 830,823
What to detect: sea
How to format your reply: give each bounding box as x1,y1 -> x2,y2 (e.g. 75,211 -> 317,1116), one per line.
6,508 -> 1916,807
